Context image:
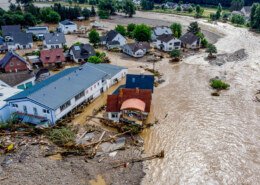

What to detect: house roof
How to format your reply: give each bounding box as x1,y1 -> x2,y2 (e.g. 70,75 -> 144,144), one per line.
0,51 -> 28,68
27,26 -> 49,32
1,25 -> 21,36
0,87 -> 22,108
180,32 -> 199,45
125,74 -> 154,92
0,37 -> 4,45
44,33 -> 66,45
6,63 -> 126,110
106,88 -> 152,113
121,98 -> 146,111
60,20 -> 76,26
125,42 -> 150,53
12,32 -> 33,45
0,71 -> 35,87
70,44 -> 95,60
156,34 -> 176,43
102,30 -> 120,42
40,49 -> 65,64
153,26 -> 172,36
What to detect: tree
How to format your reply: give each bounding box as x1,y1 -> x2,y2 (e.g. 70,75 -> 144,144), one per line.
82,8 -> 90,19
195,5 -> 204,18
115,25 -> 127,36
40,8 -> 61,23
206,43 -> 217,58
122,0 -> 136,17
16,0 -> 33,6
90,5 -> 96,16
141,0 -> 154,10
98,0 -> 116,18
23,13 -> 37,26
133,24 -> 151,42
127,23 -> 136,37
231,14 -> 245,25
215,3 -> 222,20
89,29 -> 100,46
78,0 -> 86,4
187,22 -> 201,35
170,49 -> 181,61
176,6 -> 182,12
230,0 -> 245,11
250,3 -> 260,30
89,0 -> 97,5
88,56 -> 102,63
170,23 -> 182,38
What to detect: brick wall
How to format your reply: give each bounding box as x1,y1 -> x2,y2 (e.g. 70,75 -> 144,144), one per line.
4,56 -> 29,73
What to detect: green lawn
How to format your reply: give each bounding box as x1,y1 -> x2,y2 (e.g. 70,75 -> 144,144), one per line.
34,1 -> 93,8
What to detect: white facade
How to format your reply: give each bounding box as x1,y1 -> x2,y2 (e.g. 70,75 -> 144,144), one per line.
58,22 -> 78,34
43,42 -> 64,49
102,33 -> 126,48
7,68 -> 128,125
152,27 -> 173,40
122,45 -> 146,58
154,38 -> 181,52
0,87 -> 22,122
7,42 -> 33,51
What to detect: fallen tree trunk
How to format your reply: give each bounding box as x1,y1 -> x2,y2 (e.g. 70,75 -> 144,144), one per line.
112,150 -> 165,168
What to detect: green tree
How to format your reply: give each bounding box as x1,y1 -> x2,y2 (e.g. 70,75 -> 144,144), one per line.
230,0 -> 244,11
82,8 -> 90,19
88,56 -> 102,63
40,8 -> 60,23
250,3 -> 260,30
141,0 -> 154,10
187,22 -> 201,35
195,5 -> 204,18
170,49 -> 181,61
206,43 -> 217,58
127,23 -> 136,37
215,3 -> 222,20
231,14 -> 245,25
122,0 -> 136,17
170,23 -> 182,38
133,24 -> 151,42
90,5 -> 96,16
89,29 -> 100,46
98,0 -> 116,18
23,13 -> 37,26
115,25 -> 127,36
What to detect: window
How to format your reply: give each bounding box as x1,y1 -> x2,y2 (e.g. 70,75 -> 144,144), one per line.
174,42 -> 181,46
43,109 -> 50,114
23,106 -> 27,114
10,62 -> 14,66
33,107 -> 38,116
111,113 -> 118,118
169,43 -> 173,45
12,104 -> 18,108
75,91 -> 84,101
60,100 -> 71,111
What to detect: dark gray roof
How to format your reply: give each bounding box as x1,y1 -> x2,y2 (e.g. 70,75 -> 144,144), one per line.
103,30 -> 119,42
1,25 -> 21,36
125,42 -> 150,53
60,20 -> 76,26
157,34 -> 175,43
7,63 -> 126,109
44,33 -> 66,45
12,32 -> 33,45
0,71 -> 34,87
180,32 -> 199,45
70,44 -> 95,60
0,51 -> 28,68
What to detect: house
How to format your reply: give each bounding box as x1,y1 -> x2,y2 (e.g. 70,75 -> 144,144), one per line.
40,48 -> 66,68
101,30 -> 126,49
43,32 -> 66,49
26,26 -> 49,40
126,74 -> 154,92
106,88 -> 152,122
133,0 -> 141,5
0,71 -> 36,89
181,4 -> 192,11
162,2 -> 178,9
6,63 -> 127,125
91,21 -> 104,29
0,51 -> 31,73
180,32 -> 201,49
1,25 -> 21,42
122,42 -> 150,58
69,44 -> 95,63
154,34 -> 181,51
240,6 -> 252,19
151,26 -> 172,40
0,87 -> 22,122
58,20 -> 77,34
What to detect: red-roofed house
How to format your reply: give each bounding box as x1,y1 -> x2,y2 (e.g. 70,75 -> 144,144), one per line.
106,88 -> 152,122
40,49 -> 66,68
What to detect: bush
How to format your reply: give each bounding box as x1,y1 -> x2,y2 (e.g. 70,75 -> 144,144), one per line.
231,14 -> 245,25
210,79 -> 230,90
88,56 -> 102,64
115,25 -> 126,36
47,127 -> 76,146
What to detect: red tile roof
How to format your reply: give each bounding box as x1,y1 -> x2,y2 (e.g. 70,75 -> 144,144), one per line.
106,88 -> 152,113
40,49 -> 65,64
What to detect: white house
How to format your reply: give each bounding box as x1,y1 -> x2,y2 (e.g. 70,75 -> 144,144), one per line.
154,34 -> 181,51
180,32 -> 201,49
6,32 -> 33,50
101,30 -> 126,49
58,20 -> 78,34
43,32 -> 66,49
151,26 -> 173,40
26,26 -> 49,40
6,63 -> 127,125
122,42 -> 150,58
0,87 -> 22,122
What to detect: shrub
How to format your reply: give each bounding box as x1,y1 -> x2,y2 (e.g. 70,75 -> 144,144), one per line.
115,25 -> 126,36
210,79 -> 230,90
88,56 -> 102,64
47,127 -> 76,146
231,14 -> 245,25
